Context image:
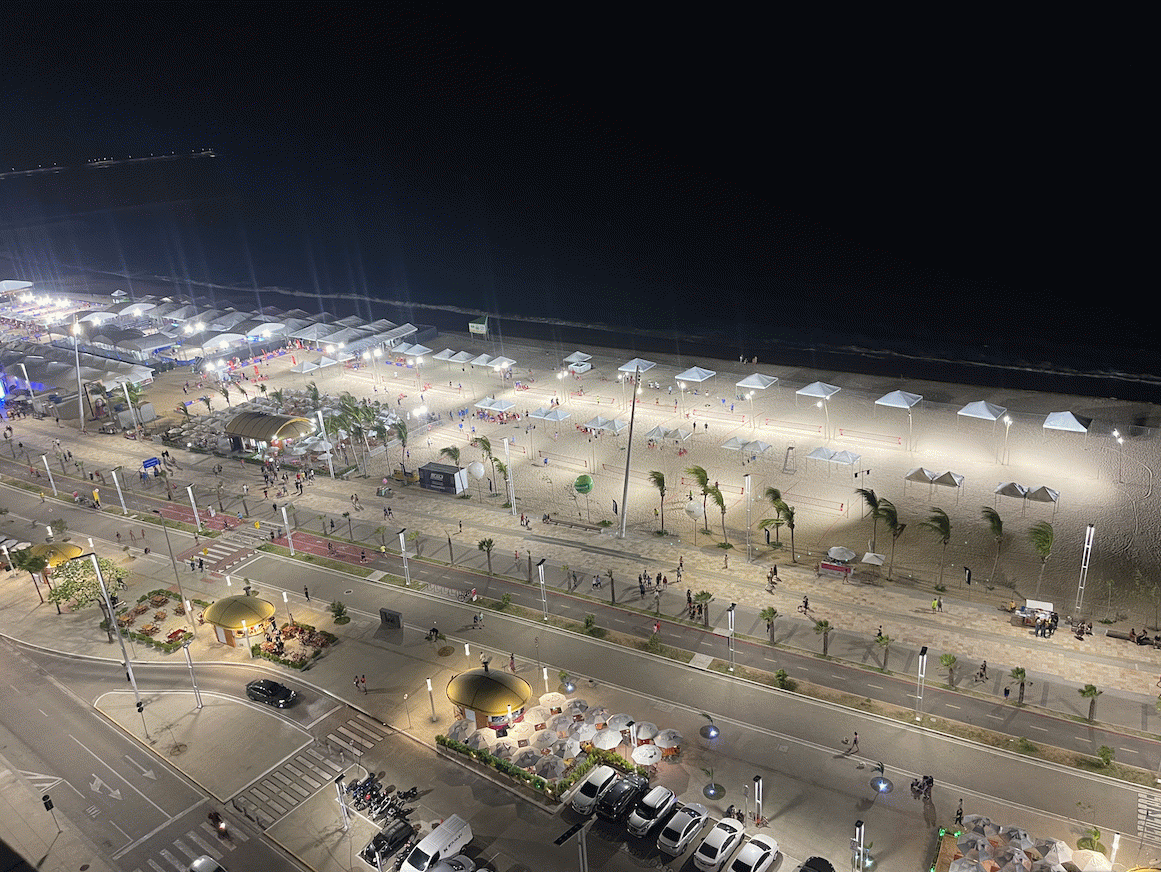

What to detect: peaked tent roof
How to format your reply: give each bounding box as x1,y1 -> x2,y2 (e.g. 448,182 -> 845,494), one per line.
932,470 -> 964,488
1026,485 -> 1060,503
720,437 -> 748,450
796,381 -> 841,400
618,358 -> 657,373
995,482 -> 1029,498
736,373 -> 778,390
905,467 -> 937,483
675,366 -> 716,383
449,351 -> 475,363
958,400 -> 1007,421
875,390 -> 923,409
1043,411 -> 1092,432
433,348 -> 457,361
564,351 -> 591,364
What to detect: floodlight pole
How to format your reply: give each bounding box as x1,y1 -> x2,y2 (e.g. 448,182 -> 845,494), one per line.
152,510 -> 196,633
281,505 -> 294,554
186,485 -> 202,532
398,528 -> 410,585
916,645 -> 928,720
73,318 -> 85,432
1076,523 -> 1094,611
315,410 -> 335,479
617,366 -> 640,540
503,436 -> 516,516
110,466 -> 128,514
537,558 -> 548,620
744,473 -> 752,563
83,551 -> 148,739
41,455 -> 57,496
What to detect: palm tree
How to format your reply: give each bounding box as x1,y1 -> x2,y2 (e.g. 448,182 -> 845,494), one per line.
258,383 -> 268,396
759,607 -> 779,644
11,548 -> 49,604
236,384 -> 249,401
494,458 -> 510,506
305,381 -> 321,408
762,487 -> 785,542
391,420 -> 409,474
918,507 -> 952,587
1010,667 -> 1027,705
439,445 -> 461,467
200,396 -> 213,414
781,504 -> 796,562
1079,684 -> 1102,722
878,498 -> 905,580
876,633 -> 893,671
814,619 -> 833,656
472,435 -> 496,491
477,538 -> 494,574
981,506 -> 1004,583
270,388 -> 284,406
648,471 -> 666,532
940,653 -> 957,686
855,487 -> 881,551
693,590 -> 713,627
685,465 -> 711,532
1029,521 -> 1054,596
708,485 -> 727,545
219,383 -> 232,407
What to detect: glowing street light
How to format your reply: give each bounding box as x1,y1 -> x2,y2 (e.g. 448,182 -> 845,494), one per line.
1002,415 -> 1013,464
816,399 -> 831,441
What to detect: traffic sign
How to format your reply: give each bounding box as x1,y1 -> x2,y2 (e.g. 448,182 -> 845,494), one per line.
142,457 -> 160,469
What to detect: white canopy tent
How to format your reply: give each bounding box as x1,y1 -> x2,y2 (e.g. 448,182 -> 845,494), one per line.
1026,485 -> 1061,519
720,437 -> 747,450
904,467 -> 937,495
618,357 -> 656,373
876,389 -> 922,447
1044,411 -> 1092,445
932,471 -> 965,502
958,400 -> 1008,433
675,366 -> 716,383
564,351 -> 591,365
796,381 -> 840,402
736,373 -> 777,390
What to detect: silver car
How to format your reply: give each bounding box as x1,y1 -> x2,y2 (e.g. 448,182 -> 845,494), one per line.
571,764 -> 617,815
656,802 -> 708,855
693,818 -> 745,871
626,786 -> 677,837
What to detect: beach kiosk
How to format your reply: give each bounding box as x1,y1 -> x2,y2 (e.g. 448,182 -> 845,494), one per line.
418,461 -> 468,495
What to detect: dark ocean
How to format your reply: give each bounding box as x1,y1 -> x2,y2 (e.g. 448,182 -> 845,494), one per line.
1,148 -> 1155,403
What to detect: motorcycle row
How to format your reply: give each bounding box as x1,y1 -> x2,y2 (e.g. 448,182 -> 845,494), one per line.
346,775 -> 420,868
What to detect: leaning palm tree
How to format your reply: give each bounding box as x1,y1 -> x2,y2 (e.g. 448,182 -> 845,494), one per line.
761,486 -> 785,543
876,633 -> 893,671
1029,521 -> 1054,596
855,487 -> 881,551
781,503 -> 797,562
439,445 -> 461,467
218,384 -> 232,407
981,506 -> 1004,583
708,485 -> 728,545
477,538 -> 494,574
472,435 -> 496,491
391,420 -> 409,474
1079,684 -> 1102,722
918,507 -> 952,587
305,381 -> 321,408
759,607 -> 779,644
494,458 -> 510,505
648,471 -> 667,532
878,498 -> 905,580
814,619 -> 833,656
200,396 -> 213,414
1010,666 -> 1027,705
685,465 -> 711,532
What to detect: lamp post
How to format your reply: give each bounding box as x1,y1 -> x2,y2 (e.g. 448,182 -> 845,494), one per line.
41,455 -> 57,496
152,510 -> 196,633
727,602 -> 736,672
618,366 -> 640,540
18,362 -> 35,410
78,552 -> 148,739
72,318 -> 85,432
186,485 -> 202,532
1002,415 -> 1013,464
916,645 -> 928,720
1113,429 -> 1124,482
817,399 -> 831,441
746,391 -> 755,430
283,590 -> 293,625
110,466 -> 128,514
398,528 -> 410,585
427,677 -> 436,722
315,410 -> 335,479
281,505 -> 294,554
537,558 -> 548,621
182,640 -> 203,709
1076,523 -> 1095,611
335,775 -> 351,832
502,437 -> 516,517
854,820 -> 866,872
744,473 -> 752,563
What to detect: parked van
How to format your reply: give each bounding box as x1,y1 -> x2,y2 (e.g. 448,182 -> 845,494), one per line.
399,814 -> 473,872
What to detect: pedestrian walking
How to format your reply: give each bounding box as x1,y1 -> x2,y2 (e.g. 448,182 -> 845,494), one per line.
354,674 -> 360,692
304,586 -> 310,602
653,619 -> 661,635
687,589 -> 692,606
639,580 -> 645,598
851,732 -> 859,752
458,520 -> 462,533
361,675 -> 367,693
198,558 -> 205,571
931,598 -> 938,613
189,559 -> 196,571
509,653 -> 516,673
937,596 -> 943,612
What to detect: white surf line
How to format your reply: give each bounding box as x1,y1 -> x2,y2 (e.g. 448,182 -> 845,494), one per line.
69,735 -> 168,815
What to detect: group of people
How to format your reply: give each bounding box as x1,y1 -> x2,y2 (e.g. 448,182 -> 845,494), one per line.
1033,612 -> 1059,637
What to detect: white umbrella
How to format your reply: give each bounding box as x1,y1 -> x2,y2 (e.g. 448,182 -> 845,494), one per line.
513,748 -> 540,768
827,546 -> 856,562
573,723 -> 597,741
507,722 -> 534,742
492,740 -> 515,760
533,730 -> 561,750
447,719 -> 475,741
632,745 -> 663,765
635,722 -> 658,740
584,706 -> 611,725
655,729 -> 683,748
606,713 -> 634,730
536,756 -> 568,779
465,731 -> 490,750
548,713 -> 574,733
564,698 -> 588,715
562,738 -> 582,759
525,705 -> 551,726
593,728 -> 622,750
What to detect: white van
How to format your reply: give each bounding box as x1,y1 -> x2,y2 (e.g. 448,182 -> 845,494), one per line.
400,814 -> 473,872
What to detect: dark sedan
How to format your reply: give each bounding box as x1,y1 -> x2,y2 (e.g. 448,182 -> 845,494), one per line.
245,678 -> 297,708
360,819 -> 414,868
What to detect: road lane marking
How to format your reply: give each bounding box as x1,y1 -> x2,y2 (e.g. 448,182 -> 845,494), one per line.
69,736 -> 167,816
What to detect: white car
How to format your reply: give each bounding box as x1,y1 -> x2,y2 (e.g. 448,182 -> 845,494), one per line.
657,802 -> 708,855
626,786 -> 677,837
730,834 -> 780,872
571,764 -> 617,815
693,818 -> 746,871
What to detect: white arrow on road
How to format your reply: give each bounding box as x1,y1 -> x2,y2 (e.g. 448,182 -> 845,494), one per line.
123,755 -> 157,780
89,775 -> 122,800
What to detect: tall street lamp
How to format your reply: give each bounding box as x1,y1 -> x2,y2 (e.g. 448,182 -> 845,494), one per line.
72,318 -> 85,432
152,510 -> 197,633
182,640 -> 203,709
537,558 -> 548,621
398,528 -> 410,585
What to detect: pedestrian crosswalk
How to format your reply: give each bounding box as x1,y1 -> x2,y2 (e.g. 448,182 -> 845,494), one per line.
1139,792 -> 1161,843
232,716 -> 390,824
128,818 -> 247,872
178,527 -> 264,573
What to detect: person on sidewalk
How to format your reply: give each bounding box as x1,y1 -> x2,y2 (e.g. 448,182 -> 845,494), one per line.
508,653 -> 516,673
304,586 -> 310,602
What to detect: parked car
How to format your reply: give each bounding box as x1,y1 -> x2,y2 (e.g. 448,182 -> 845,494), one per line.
627,785 -> 677,837
571,765 -> 618,815
245,678 -> 297,708
187,858 -> 227,872
694,818 -> 745,871
797,859 -> 836,872
729,833 -> 780,872
360,819 -> 414,868
428,855 -> 475,872
656,802 -> 708,855
595,773 -> 648,822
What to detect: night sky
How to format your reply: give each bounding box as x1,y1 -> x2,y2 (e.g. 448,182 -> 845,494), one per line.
1,4 -> 1151,393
